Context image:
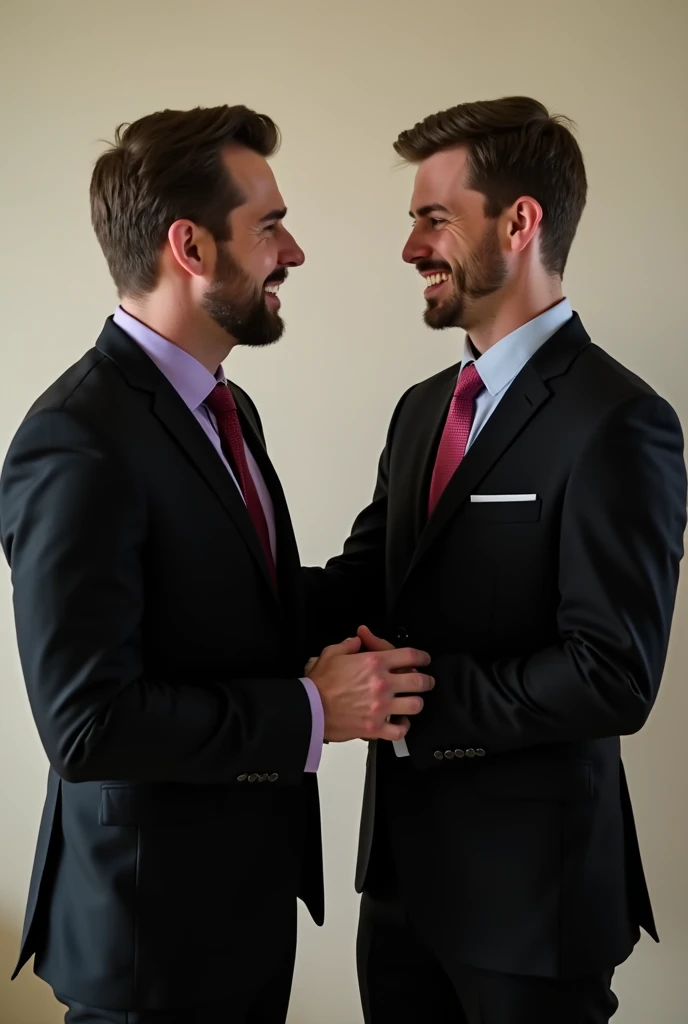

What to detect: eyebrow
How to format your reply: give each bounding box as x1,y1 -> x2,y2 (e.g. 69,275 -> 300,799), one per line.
260,208 -> 287,223
410,203 -> 450,219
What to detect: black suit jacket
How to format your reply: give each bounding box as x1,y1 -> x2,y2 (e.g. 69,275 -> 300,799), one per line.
304,314 -> 686,978
0,319 -> 323,1010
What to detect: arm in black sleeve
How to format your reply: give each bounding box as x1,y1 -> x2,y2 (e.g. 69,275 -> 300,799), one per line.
404,394 -> 687,767
0,409 -> 312,785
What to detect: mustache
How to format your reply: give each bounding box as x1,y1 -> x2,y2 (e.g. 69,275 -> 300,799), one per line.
264,269 -> 289,286
415,259 -> 453,275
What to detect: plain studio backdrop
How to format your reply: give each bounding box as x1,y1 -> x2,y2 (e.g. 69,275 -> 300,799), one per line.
1,1 -> 686,1021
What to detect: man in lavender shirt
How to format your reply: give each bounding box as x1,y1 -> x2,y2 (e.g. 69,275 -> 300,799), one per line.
0,105 -> 433,1023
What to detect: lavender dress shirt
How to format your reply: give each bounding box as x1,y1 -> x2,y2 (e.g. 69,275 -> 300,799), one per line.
113,306 -> 323,772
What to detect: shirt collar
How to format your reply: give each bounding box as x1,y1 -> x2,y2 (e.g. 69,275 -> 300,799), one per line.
460,298 -> 573,397
113,306 -> 224,410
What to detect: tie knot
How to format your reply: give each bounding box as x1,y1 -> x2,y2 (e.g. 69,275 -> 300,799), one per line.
454,361 -> 484,402
205,381 -> 237,417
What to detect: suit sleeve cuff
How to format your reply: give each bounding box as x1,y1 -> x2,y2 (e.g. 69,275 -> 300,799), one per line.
300,678 -> 324,772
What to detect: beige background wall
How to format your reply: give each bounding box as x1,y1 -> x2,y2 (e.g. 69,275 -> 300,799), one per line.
1,0 -> 686,1020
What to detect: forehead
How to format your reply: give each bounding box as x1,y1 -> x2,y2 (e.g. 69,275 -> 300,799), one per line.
222,145 -> 284,212
410,146 -> 473,211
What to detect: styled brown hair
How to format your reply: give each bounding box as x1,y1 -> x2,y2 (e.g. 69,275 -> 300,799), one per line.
394,96 -> 587,276
90,104 -> 280,296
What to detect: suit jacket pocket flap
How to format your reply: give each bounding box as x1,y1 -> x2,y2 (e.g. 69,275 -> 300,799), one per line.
469,760 -> 593,801
100,782 -> 228,826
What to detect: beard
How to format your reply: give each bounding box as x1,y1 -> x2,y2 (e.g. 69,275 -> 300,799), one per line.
423,220 -> 507,331
202,246 -> 285,348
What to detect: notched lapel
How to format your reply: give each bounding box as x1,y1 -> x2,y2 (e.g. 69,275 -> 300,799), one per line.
402,314 -> 590,582
152,385 -> 280,601
407,364 -> 551,578
231,386 -> 302,593
96,319 -> 280,604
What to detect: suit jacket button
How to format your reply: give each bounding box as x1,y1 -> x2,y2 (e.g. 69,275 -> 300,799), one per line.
434,751 -> 444,760
258,774 -> 269,783
268,773 -> 279,782
237,774 -> 248,783
465,748 -> 476,758
248,773 -> 259,782
476,748 -> 486,757
454,749 -> 465,759
396,626 -> 409,642
444,750 -> 455,760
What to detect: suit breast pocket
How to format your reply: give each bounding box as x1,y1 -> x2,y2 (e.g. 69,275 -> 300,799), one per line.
466,497 -> 542,523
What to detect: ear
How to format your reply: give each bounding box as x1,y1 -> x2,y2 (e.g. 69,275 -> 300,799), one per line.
504,196 -> 543,255
167,219 -> 215,279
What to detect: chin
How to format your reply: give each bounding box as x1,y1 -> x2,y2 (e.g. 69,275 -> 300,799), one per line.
424,305 -> 455,331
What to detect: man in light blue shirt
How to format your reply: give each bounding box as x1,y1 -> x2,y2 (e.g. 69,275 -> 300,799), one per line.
304,95 -> 686,1024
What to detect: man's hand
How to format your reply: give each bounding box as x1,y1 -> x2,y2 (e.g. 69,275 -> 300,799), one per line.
357,625 -> 395,654
308,636 -> 434,743
303,627 -> 393,675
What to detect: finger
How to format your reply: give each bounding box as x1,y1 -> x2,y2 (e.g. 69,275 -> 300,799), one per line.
381,647 -> 432,671
357,624 -> 395,652
376,717 -> 411,742
320,636 -> 362,660
388,696 -> 425,717
384,671 -> 435,693
304,657 -> 318,675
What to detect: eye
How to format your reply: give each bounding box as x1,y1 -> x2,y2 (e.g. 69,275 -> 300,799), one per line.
429,217 -> 446,227
263,222 -> 278,234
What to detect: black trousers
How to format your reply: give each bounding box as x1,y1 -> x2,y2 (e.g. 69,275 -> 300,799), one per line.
357,891 -> 619,1024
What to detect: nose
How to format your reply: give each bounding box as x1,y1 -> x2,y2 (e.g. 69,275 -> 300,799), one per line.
402,226 -> 433,265
279,229 -> 305,268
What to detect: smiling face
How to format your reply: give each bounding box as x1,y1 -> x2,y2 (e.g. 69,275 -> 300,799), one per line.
201,145 -> 305,347
402,147 -> 508,332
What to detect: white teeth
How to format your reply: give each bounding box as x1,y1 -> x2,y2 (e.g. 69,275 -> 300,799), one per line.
423,272 -> 449,288
264,284 -> 280,294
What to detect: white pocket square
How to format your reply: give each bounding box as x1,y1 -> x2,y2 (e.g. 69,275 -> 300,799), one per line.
470,493 -> 537,503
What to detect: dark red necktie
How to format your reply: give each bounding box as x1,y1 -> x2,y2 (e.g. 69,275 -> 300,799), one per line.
428,361 -> 485,516
205,383 -> 277,588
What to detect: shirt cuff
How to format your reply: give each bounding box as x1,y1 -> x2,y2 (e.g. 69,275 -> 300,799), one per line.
300,677 -> 324,772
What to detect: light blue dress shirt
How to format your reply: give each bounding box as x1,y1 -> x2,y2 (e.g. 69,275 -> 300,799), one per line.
462,299 -> 573,450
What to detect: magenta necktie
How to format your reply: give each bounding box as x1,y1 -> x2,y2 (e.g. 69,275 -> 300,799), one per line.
428,362 -> 485,516
205,383 -> 277,588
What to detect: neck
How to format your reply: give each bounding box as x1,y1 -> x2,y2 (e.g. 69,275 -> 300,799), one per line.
121,284 -> 236,374
466,273 -> 564,355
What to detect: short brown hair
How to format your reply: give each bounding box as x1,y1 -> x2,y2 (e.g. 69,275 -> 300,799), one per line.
90,105 -> 280,296
394,96 -> 587,276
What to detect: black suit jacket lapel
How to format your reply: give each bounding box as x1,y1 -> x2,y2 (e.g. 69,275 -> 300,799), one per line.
231,386 -> 302,602
385,366 -> 458,602
96,319 -> 281,605
402,314 -> 591,585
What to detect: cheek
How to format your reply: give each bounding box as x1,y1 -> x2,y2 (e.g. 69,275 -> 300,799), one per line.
439,226 -> 471,266
225,238 -> 273,286
255,242 -> 278,281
